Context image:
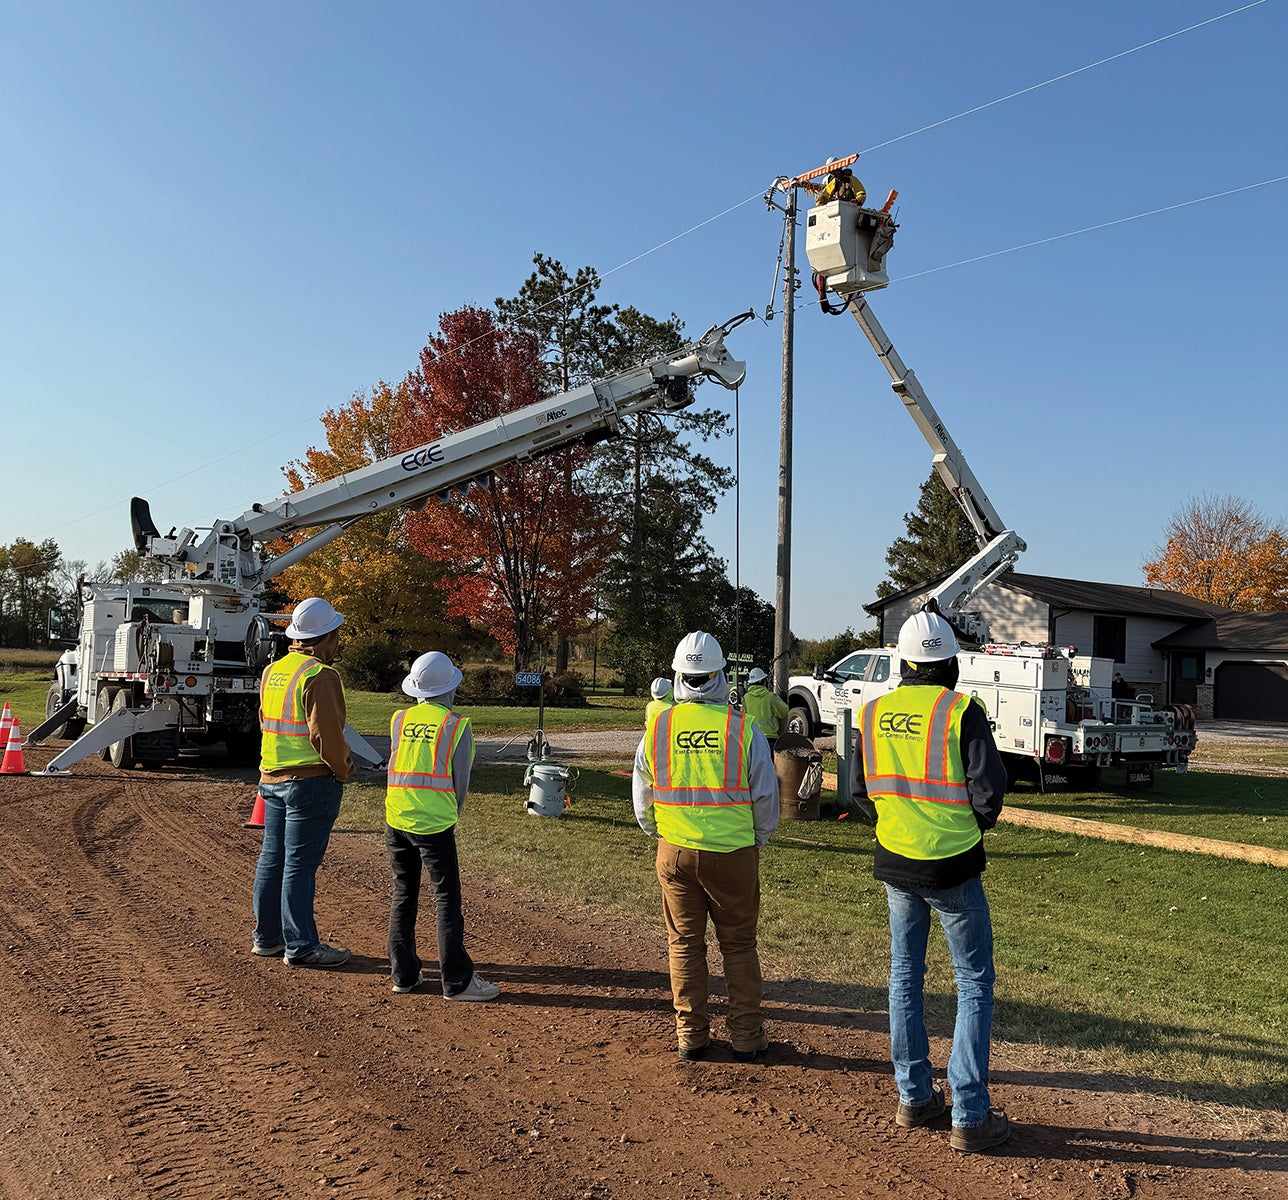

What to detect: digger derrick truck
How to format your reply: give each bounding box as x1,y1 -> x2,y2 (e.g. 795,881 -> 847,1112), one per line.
784,178 -> 1194,789
33,316 -> 750,775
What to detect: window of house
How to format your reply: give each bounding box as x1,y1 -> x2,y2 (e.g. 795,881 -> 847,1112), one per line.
1092,615 -> 1127,663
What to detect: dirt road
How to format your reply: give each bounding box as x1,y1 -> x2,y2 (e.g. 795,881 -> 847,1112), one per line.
0,748 -> 1279,1200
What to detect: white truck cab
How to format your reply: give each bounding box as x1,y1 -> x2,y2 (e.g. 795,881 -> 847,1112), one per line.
787,644 -> 1195,789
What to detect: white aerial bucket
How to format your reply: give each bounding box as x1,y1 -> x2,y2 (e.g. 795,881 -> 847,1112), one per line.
524,761 -> 576,817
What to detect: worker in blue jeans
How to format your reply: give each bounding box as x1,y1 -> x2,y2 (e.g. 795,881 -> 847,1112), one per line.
850,609 -> 1011,1153
252,597 -> 354,967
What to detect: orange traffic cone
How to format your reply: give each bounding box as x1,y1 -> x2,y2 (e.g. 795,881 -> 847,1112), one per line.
0,721 -> 26,775
0,702 -> 12,743
244,791 -> 265,828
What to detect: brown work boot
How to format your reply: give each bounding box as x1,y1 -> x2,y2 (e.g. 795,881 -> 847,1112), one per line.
895,1085 -> 946,1128
950,1109 -> 1011,1153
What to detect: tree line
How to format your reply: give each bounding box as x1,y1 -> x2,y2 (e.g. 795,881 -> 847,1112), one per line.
6,257 -> 1282,673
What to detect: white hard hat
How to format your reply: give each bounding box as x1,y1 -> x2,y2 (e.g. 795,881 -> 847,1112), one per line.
285,597 -> 345,640
650,677 -> 672,700
672,630 -> 726,674
403,651 -> 463,699
897,609 -> 960,663
747,667 -> 768,686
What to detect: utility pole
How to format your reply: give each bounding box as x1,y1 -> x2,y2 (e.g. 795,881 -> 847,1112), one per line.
767,155 -> 861,695
773,186 -> 797,696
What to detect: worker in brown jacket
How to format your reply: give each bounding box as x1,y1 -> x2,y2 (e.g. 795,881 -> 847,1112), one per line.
251,597 -> 355,967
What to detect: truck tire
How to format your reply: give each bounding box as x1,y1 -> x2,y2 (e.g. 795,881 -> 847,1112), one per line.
44,683 -> 72,739
107,690 -> 137,771
95,687 -> 117,762
786,704 -> 816,740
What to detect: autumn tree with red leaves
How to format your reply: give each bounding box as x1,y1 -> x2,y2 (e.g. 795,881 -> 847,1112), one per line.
1143,494 -> 1288,611
399,306 -> 617,669
272,380 -> 459,654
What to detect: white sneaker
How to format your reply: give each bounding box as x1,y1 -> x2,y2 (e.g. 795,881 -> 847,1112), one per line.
446,973 -> 499,1002
392,970 -> 424,994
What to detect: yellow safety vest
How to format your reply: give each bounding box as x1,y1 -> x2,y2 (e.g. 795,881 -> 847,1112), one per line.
644,702 -> 756,853
742,685 -> 786,738
859,687 -> 982,861
385,701 -> 473,835
644,697 -> 673,726
260,651 -> 333,772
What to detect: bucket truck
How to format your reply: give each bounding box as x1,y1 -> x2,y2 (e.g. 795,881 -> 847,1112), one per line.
33,316 -> 750,775
785,171 -> 1193,788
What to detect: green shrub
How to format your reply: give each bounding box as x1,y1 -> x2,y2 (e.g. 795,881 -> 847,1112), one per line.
338,635 -> 404,693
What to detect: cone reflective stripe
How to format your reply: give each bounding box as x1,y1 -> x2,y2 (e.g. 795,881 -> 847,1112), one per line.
0,721 -> 26,775
244,792 -> 265,829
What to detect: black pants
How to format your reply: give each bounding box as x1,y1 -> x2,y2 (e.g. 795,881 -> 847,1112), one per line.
385,824 -> 474,995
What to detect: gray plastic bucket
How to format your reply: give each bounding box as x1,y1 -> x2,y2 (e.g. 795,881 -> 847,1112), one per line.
524,761 -> 573,817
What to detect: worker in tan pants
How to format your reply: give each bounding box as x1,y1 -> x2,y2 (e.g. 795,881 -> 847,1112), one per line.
633,631 -> 780,1062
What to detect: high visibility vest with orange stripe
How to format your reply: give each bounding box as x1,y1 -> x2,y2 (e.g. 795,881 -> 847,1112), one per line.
643,702 -> 756,853
385,702 -> 474,835
860,686 -> 982,861
259,651 -> 334,772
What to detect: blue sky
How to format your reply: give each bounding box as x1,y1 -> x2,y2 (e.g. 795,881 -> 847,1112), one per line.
2,1 -> 1283,637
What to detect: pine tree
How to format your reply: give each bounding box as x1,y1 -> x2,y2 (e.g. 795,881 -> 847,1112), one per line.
877,471 -> 978,597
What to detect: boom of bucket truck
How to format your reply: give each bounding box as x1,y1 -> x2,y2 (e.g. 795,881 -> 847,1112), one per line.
785,174 -> 1193,788
32,316 -> 751,776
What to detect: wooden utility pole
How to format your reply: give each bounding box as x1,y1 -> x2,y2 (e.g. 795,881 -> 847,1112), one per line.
769,156 -> 859,694
773,186 -> 797,696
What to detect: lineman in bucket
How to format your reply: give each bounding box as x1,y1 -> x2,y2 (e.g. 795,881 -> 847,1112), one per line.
633,632 -> 780,1062
849,609 -> 1011,1153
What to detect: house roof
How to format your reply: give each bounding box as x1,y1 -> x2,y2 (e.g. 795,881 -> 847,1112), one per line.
1154,611 -> 1288,652
865,571 -> 1229,622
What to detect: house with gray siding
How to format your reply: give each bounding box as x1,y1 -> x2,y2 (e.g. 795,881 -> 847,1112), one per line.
865,572 -> 1288,722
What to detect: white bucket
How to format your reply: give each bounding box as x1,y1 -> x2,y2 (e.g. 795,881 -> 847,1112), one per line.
524,761 -> 572,817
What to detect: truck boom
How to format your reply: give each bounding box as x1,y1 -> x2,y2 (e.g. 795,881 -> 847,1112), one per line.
132,318 -> 749,593
842,294 -> 1026,644
34,316 -> 750,775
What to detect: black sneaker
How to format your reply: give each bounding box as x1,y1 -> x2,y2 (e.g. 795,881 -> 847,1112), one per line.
896,1085 -> 946,1128
286,942 -> 352,968
950,1109 -> 1011,1153
678,1042 -> 710,1062
732,1032 -> 769,1063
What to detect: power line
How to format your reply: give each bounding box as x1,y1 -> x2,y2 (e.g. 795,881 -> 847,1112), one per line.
894,175 -> 1288,284
859,1 -> 1271,155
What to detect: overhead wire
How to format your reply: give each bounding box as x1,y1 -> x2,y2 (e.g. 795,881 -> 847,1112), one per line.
24,1 -> 1273,549
858,0 -> 1270,155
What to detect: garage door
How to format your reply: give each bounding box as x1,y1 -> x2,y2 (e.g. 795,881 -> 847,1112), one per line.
1214,662 -> 1288,722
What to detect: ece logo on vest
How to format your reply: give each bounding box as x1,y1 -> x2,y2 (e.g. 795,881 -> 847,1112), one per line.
266,671 -> 290,689
675,729 -> 721,750
878,711 -> 925,736
401,722 -> 442,740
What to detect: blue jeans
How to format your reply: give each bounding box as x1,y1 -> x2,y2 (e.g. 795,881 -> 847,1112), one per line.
253,776 -> 344,958
386,825 -> 474,995
885,876 -> 995,1128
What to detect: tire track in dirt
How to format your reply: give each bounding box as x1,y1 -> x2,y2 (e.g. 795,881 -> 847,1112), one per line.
0,754 -> 1271,1199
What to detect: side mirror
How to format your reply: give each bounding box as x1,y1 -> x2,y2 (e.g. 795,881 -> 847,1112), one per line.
812,664 -> 824,680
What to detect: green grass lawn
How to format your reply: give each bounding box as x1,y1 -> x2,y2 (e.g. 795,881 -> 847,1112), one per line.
345,689 -> 646,737
1007,771 -> 1288,850
0,673 -> 647,739
339,762 -> 1287,1111
1192,740 -> 1288,769
0,672 -> 52,728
